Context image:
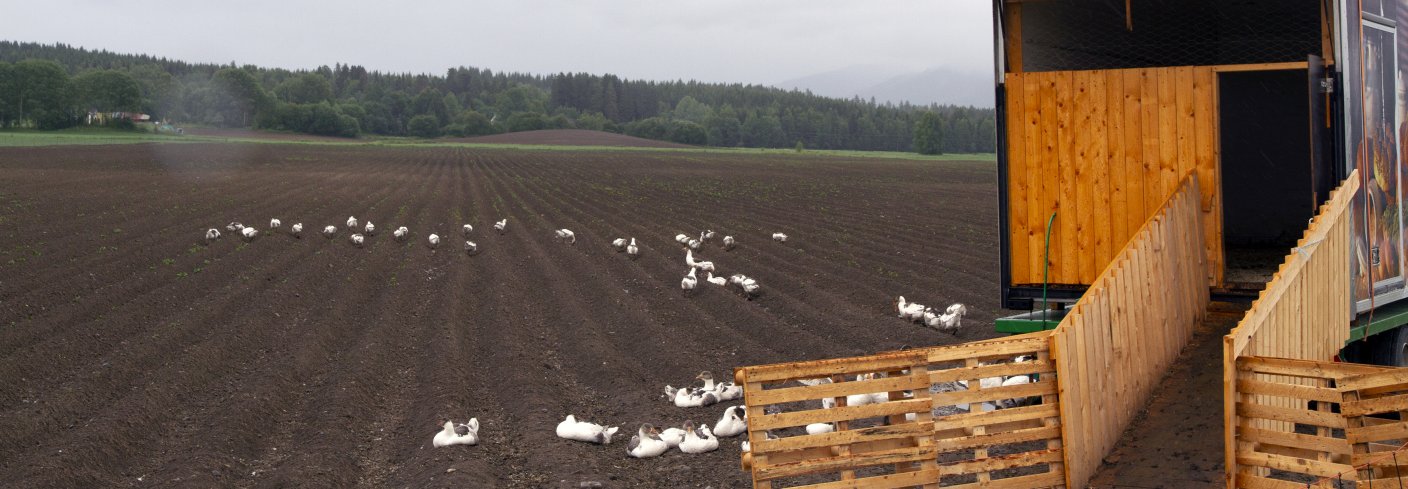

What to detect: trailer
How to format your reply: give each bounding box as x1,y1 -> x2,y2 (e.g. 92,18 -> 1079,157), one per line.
993,0 -> 1408,367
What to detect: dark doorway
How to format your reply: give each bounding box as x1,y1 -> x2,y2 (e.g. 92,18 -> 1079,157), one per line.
1218,69 -> 1315,289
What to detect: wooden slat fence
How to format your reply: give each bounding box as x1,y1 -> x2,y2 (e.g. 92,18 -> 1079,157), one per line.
1222,171 -> 1360,488
1049,175 -> 1210,488
1006,66 -> 1223,287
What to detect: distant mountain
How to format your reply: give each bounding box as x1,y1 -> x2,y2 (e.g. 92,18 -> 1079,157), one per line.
776,66 -> 994,108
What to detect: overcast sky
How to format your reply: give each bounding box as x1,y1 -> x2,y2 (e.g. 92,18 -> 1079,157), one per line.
1,0 -> 994,85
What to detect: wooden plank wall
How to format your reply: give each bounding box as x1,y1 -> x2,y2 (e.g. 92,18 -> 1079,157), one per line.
1221,171 -> 1359,487
1006,66 -> 1224,288
1049,176 -> 1211,488
734,331 -> 1064,489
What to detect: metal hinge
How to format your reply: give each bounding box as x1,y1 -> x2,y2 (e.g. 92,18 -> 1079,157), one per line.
1320,77 -> 1335,94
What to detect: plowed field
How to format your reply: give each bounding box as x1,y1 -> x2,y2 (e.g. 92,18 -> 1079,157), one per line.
0,143 -> 999,488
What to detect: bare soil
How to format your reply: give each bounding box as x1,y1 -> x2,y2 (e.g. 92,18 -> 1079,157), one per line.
0,143 -> 1000,488
449,129 -> 696,148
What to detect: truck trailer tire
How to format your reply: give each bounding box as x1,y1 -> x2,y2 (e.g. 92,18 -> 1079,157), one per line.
1374,326 -> 1408,367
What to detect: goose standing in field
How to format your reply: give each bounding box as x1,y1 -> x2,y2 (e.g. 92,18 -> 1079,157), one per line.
394,226 -> 408,242
772,232 -> 788,243
493,218 -> 507,234
713,405 -> 747,438
732,274 -> 761,300
675,233 -> 690,245
554,229 -> 576,244
685,249 -> 714,272
697,371 -> 743,401
270,218 -> 282,230
364,221 -> 375,236
464,240 -> 478,255
703,230 -> 717,242
462,224 -> 473,237
556,415 -> 619,444
290,223 -> 303,238
226,222 -> 244,232
896,296 -> 926,322
240,227 -> 258,242
706,272 -> 727,286
322,225 -> 337,239
428,233 -> 441,250
204,228 -> 221,243
626,424 -> 669,458
432,418 -> 480,447
612,238 -> 627,252
927,303 -> 967,334
681,268 -> 698,297
679,421 -> 719,454
346,216 -> 358,230
626,238 -> 639,260
687,238 -> 701,251
722,235 -> 736,251
350,233 -> 365,248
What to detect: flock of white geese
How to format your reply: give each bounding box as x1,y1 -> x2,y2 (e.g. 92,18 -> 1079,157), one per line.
203,216 -> 978,463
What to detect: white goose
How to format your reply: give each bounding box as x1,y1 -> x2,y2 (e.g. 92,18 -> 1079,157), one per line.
771,232 -> 788,243
729,274 -> 761,299
464,240 -> 478,254
225,222 -> 244,232
462,224 -> 473,237
241,227 -> 258,242
556,414 -> 619,444
806,423 -> 836,435
322,225 -> 337,239
687,238 -> 701,250
270,218 -> 282,230
706,272 -> 727,286
722,235 -> 736,251
897,296 -> 926,322
554,229 -> 576,244
432,418 -> 480,447
611,238 -> 627,251
685,249 -> 715,272
290,223 -> 303,238
703,230 -> 717,241
626,238 -> 639,260
678,421 -> 719,454
204,228 -> 221,243
494,218 -> 507,234
741,431 -> 778,453
658,426 -> 686,448
926,303 -> 967,334
626,423 -> 669,458
350,233 -> 365,247
394,226 -> 408,241
681,268 -> 698,297
672,385 -> 718,408
674,233 -> 690,245
713,405 -> 747,438
428,234 -> 441,250
346,216 -> 358,229
697,371 -> 743,401
364,221 -> 375,236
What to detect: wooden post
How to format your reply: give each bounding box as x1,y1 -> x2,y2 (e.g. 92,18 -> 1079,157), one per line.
1006,3 -> 1023,74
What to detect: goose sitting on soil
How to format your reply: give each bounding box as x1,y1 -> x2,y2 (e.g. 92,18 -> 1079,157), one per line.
741,431 -> 779,453
672,384 -> 718,408
428,234 -> 441,250
675,233 -> 690,245
290,223 -> 303,238
323,225 -> 337,239
394,226 -> 408,241
494,219 -> 507,234
681,268 -> 698,297
896,296 -> 926,322
226,222 -> 244,232
678,421 -> 719,454
556,414 -> 619,444
346,216 -> 358,229
658,425 -> 686,448
462,224 -> 473,237
241,227 -> 258,242
626,423 -> 669,458
626,238 -> 639,259
205,228 -> 221,243
612,238 -> 627,251
685,250 -> 715,272
433,419 -> 480,447
364,221 -> 375,236
728,274 -> 761,299
926,303 -> 967,334
554,229 -> 576,244
706,272 -> 727,286
350,233 -> 365,247
997,375 -> 1036,409
713,405 -> 747,437
806,422 -> 836,435
772,232 -> 788,243
270,218 -> 282,230
722,235 -> 736,251
703,230 -> 717,241
697,371 -> 743,401
464,240 -> 478,255
687,238 -> 701,250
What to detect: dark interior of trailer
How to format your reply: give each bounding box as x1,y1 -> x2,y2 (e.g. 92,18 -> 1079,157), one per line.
1218,69 -> 1316,288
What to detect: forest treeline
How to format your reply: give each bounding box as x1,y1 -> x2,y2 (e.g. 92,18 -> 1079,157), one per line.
0,41 -> 995,153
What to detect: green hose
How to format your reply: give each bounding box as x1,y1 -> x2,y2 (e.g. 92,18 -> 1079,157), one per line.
1042,211 -> 1057,328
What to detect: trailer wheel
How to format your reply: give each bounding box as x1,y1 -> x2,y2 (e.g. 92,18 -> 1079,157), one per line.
1375,326 -> 1408,367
